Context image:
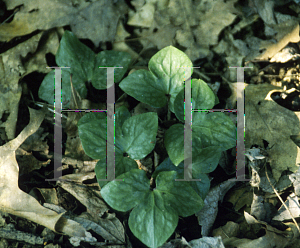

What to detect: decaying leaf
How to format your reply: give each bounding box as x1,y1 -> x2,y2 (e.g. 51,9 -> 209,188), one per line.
0,107 -> 95,243
0,29 -> 59,140
196,180 -> 236,236
245,83 -> 300,181
256,20 -> 300,61
0,0 -> 126,47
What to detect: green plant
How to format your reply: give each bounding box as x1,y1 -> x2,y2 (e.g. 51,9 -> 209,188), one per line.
77,46 -> 236,247
38,30 -> 131,108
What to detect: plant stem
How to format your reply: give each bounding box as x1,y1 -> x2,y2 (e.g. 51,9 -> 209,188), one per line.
150,177 -> 155,190
167,96 -> 171,121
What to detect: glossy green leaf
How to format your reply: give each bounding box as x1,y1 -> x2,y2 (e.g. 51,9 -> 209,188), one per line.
54,31 -> 131,92
193,112 -> 236,150
191,145 -> 223,174
121,112 -> 158,160
153,158 -> 210,200
119,46 -> 192,110
192,111 -> 206,124
149,46 -> 193,112
173,87 -> 185,123
152,157 -> 177,180
40,31 -> 132,109
95,157 -> 138,188
56,30 -> 94,83
115,106 -> 131,137
191,79 -> 217,110
155,170 -> 204,217
175,162 -> 211,200
77,112 -> 107,159
164,124 -> 184,166
38,69 -> 87,108
101,169 -> 150,212
92,50 -> 132,89
119,69 -> 167,108
79,110 -> 157,184
101,169 -> 204,248
174,79 -> 217,123
187,173 -> 210,201
95,142 -> 137,188
128,190 -> 178,248
166,112 -> 236,166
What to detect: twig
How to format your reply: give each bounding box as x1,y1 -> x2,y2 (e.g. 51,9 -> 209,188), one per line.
0,8 -> 20,26
265,166 -> 300,233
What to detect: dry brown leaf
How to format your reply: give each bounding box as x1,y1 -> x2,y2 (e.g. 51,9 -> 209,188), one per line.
224,185 -> 253,212
212,221 -> 240,240
75,212 -> 126,245
256,20 -> 300,61
127,1 -> 155,28
0,107 -> 94,242
273,193 -> 300,221
127,0 -> 238,61
113,21 -> 140,61
0,85 -> 22,140
245,83 -> 300,181
223,211 -> 298,248
16,147 -> 51,175
0,107 -> 62,231
0,30 -> 59,139
193,0 -> 239,48
0,0 -> 126,47
196,180 -> 236,236
57,180 -> 109,220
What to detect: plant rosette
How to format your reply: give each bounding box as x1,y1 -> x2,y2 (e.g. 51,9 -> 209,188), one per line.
38,30 -> 131,108
119,46 -> 236,171
78,46 -> 236,248
78,107 -> 205,248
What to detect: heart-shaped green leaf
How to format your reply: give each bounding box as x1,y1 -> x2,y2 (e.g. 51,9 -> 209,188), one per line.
128,189 -> 178,248
165,112 -> 235,166
119,69 -> 167,108
153,158 -> 211,200
174,79 -> 217,122
95,155 -> 138,188
92,50 -> 132,89
56,30 -> 95,83
39,31 -> 132,105
78,108 -> 158,161
155,170 -> 204,217
101,169 -> 204,248
77,112 -> 107,159
191,145 -> 223,174
101,169 -> 150,212
38,69 -> 87,108
119,46 -> 192,110
164,124 -> 184,166
193,112 -> 236,150
120,112 -> 158,160
115,106 -> 131,137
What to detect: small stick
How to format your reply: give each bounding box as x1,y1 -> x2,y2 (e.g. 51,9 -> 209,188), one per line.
265,166 -> 300,233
